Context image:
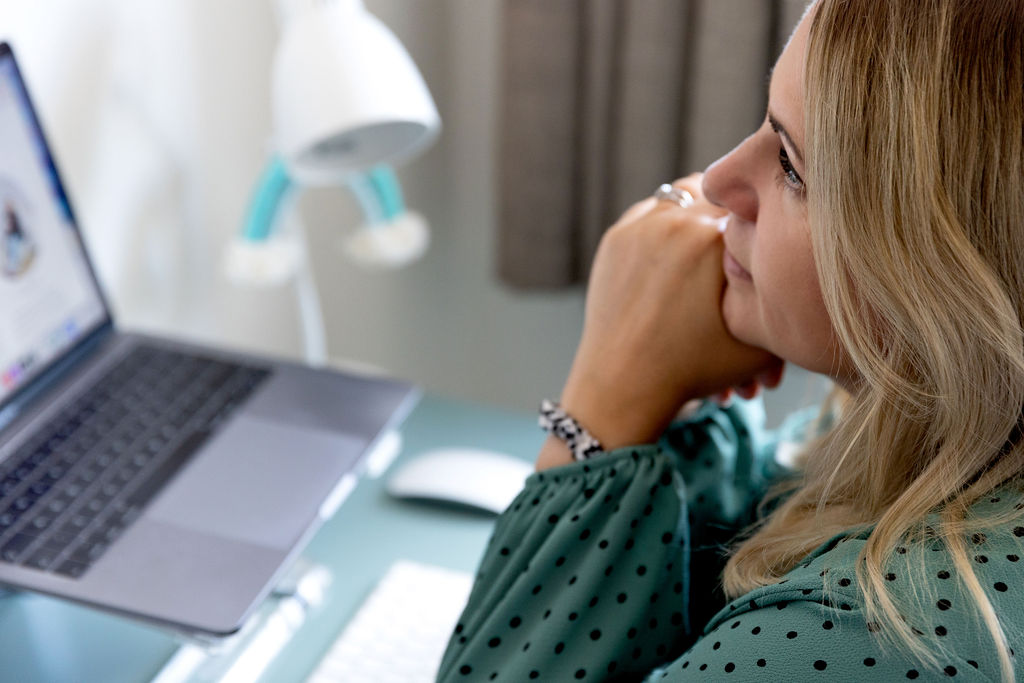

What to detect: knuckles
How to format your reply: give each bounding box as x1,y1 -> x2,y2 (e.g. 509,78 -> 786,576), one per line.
600,208 -> 720,259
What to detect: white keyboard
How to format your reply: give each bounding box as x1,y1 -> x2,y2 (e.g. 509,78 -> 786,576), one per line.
307,561 -> 474,683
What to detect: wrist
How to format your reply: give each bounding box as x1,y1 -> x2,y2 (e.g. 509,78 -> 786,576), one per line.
539,400 -> 605,461
535,435 -> 574,471
559,376 -> 690,451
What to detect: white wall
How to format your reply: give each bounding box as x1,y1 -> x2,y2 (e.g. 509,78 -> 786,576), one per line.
0,0 -> 824,422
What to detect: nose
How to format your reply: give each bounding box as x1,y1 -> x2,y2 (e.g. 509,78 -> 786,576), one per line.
702,133 -> 759,224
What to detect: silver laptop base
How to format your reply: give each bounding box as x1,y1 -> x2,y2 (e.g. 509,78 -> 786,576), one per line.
152,557 -> 332,683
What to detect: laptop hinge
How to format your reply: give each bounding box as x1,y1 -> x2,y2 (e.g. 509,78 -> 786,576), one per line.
0,321 -> 115,440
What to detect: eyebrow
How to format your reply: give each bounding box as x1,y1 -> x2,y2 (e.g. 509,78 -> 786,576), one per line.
767,111 -> 804,167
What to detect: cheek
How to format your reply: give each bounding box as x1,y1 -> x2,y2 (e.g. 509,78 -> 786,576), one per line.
723,224 -> 838,373
763,257 -> 831,354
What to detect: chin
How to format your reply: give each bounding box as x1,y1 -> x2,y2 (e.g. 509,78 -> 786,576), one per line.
721,287 -> 763,348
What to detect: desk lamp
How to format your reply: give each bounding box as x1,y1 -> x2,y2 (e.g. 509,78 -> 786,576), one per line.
225,0 -> 441,365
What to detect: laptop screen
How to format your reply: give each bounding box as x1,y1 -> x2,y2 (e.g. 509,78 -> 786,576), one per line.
0,46 -> 109,405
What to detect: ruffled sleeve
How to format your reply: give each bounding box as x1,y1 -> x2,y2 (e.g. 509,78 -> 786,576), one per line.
437,399 -> 802,682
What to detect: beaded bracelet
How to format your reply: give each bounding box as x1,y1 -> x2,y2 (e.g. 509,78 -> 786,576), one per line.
538,400 -> 604,461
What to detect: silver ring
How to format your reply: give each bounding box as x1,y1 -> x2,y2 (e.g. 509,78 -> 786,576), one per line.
653,183 -> 695,208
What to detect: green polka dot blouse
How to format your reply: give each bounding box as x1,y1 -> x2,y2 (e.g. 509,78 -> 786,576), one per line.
437,400 -> 1024,681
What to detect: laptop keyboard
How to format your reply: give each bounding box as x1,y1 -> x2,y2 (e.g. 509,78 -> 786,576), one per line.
0,345 -> 269,578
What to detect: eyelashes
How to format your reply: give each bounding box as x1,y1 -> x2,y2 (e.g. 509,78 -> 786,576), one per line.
777,146 -> 806,196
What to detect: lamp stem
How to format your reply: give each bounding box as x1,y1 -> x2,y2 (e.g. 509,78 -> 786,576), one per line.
291,215 -> 328,366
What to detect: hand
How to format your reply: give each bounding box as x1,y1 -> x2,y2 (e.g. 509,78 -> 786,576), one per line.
558,174 -> 783,451
711,363 -> 786,404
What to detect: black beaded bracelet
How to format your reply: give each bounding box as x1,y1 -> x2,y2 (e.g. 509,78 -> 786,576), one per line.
538,400 -> 604,461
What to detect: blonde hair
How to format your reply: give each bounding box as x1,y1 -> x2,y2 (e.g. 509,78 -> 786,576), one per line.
722,1 -> 1024,680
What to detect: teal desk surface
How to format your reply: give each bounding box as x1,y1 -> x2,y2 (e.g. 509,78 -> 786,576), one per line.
0,394 -> 544,683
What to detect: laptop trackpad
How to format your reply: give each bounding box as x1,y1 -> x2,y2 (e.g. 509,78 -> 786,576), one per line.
145,416 -> 365,549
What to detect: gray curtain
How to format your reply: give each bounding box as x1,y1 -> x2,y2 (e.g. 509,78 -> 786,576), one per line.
497,0 -> 810,289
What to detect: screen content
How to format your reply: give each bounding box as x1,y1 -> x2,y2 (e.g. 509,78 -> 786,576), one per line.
0,53 -> 107,404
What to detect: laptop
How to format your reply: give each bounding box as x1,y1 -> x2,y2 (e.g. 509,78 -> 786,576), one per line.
0,42 -> 419,635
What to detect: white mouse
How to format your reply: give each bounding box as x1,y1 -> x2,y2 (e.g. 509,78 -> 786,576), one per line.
386,448 -> 535,514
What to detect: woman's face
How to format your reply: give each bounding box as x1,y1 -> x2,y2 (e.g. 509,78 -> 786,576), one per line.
702,9 -> 853,383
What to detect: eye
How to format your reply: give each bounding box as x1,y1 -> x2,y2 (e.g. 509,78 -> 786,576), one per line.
778,146 -> 805,194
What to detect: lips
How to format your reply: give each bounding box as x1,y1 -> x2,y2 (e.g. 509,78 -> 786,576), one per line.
722,245 -> 753,281
720,219 -> 753,281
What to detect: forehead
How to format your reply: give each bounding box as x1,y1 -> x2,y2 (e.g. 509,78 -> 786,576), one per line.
768,9 -> 811,144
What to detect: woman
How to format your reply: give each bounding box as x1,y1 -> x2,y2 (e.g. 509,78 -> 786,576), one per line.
440,0 -> 1024,680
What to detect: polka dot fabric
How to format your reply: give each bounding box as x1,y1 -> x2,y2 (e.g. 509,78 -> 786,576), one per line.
664,528 -> 1004,681
438,444 -> 692,681
437,401 -> 1024,681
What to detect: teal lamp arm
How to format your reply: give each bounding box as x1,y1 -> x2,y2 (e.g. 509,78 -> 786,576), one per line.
225,0 -> 438,365
345,165 -> 405,225
242,160 -> 407,246
242,155 -> 294,242
367,166 -> 405,222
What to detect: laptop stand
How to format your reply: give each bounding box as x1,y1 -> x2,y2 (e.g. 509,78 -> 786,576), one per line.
151,557 -> 332,683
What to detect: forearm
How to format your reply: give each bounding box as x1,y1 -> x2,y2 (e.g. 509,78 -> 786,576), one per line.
445,398 -> 783,682
438,446 -> 689,682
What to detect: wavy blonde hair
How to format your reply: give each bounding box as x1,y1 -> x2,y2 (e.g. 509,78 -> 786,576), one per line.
722,1 -> 1024,679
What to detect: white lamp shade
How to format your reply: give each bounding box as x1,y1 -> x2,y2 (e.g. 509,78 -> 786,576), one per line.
272,0 -> 441,185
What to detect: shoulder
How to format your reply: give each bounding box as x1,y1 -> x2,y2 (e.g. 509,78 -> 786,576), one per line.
673,536 -> 941,680
659,499 -> 1024,681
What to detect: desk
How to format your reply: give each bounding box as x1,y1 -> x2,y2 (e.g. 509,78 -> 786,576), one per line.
0,394 -> 543,683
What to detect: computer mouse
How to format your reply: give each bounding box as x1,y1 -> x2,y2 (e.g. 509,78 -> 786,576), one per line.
386,448 -> 535,515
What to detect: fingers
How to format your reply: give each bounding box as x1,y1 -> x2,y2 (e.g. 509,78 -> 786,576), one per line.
756,362 -> 785,389
712,362 -> 787,406
673,173 -> 704,196
644,174 -> 727,220
612,172 -> 727,231
713,381 -> 759,406
713,388 -> 734,406
611,197 -> 659,230
649,175 -> 702,212
735,380 -> 760,400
